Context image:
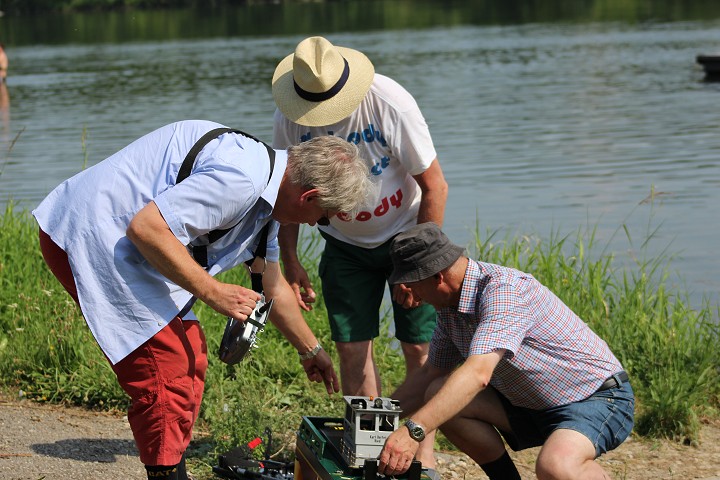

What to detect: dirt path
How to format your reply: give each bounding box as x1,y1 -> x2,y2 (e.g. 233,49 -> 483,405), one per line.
1,396 -> 719,479
436,419 -> 720,479
0,398 -> 143,479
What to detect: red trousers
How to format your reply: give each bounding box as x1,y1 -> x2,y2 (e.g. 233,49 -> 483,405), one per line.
39,229 -> 208,466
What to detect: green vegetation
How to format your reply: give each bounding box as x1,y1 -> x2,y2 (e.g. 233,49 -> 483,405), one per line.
1,202 -> 718,477
2,0 -> 719,18
471,221 -> 720,445
4,0 -> 720,49
3,0 -> 720,25
0,205 -> 405,469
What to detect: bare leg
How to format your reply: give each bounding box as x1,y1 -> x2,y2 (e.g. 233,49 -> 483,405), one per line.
399,341 -> 429,374
433,385 -> 511,466
536,429 -> 611,480
400,341 -> 436,470
335,340 -> 381,396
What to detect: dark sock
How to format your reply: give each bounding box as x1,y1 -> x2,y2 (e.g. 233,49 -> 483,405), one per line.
480,451 -> 521,480
145,454 -> 188,480
176,453 -> 188,479
145,464 -> 178,480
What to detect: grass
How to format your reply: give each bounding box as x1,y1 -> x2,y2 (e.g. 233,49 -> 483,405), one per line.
1,202 -> 718,477
470,218 -> 720,445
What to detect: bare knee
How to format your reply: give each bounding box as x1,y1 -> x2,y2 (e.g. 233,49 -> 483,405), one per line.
536,453 -> 570,480
536,458 -> 609,480
536,430 -> 607,480
335,340 -> 372,359
400,341 -> 429,372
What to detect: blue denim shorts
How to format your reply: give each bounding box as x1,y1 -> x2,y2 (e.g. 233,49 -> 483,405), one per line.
497,377 -> 635,457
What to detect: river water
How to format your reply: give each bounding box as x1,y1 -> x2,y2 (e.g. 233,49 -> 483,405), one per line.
1,3 -> 719,309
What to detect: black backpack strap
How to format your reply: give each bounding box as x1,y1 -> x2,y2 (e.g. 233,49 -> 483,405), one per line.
178,127 -> 275,183
244,223 -> 271,293
177,127 -> 276,272
178,128 -> 232,183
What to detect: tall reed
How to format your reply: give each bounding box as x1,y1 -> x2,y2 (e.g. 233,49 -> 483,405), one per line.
1,204 -> 718,464
472,222 -> 720,445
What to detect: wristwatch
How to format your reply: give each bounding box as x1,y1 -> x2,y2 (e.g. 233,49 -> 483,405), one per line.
298,343 -> 322,361
404,418 -> 426,442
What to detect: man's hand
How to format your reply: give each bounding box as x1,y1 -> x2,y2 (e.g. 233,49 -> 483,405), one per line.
278,224 -> 316,311
263,261 -> 338,393
392,283 -> 422,309
128,201 -> 262,319
380,353 -> 505,476
203,283 -> 261,320
301,349 -> 340,395
378,427 -> 420,476
283,260 -> 316,311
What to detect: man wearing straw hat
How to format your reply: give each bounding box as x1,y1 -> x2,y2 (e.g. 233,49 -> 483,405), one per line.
272,36 -> 448,475
377,222 -> 635,480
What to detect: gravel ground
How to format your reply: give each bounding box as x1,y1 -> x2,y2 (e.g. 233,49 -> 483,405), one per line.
1,396 -> 720,480
0,398 -> 143,479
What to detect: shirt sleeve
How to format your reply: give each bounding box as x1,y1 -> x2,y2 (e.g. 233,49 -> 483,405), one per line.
377,78 -> 437,176
264,219 -> 281,263
428,316 -> 464,369
469,282 -> 535,359
392,104 -> 437,176
272,108 -> 296,149
154,137 -> 263,245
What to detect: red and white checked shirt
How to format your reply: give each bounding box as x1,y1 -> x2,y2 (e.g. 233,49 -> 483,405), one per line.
429,259 -> 623,409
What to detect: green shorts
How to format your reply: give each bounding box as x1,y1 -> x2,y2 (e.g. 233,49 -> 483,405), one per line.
318,231 -> 437,344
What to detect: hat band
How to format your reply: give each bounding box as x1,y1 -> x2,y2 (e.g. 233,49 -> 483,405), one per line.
293,58 -> 350,103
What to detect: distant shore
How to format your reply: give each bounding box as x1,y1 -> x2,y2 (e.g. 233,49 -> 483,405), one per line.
0,0 -> 278,16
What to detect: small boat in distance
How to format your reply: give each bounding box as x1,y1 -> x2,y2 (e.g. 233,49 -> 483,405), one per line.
697,54 -> 720,80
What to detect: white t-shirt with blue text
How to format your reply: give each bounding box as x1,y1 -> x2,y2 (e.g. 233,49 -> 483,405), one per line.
273,74 -> 437,248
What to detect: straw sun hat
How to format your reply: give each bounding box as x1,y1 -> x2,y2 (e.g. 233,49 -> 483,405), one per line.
272,36 -> 375,127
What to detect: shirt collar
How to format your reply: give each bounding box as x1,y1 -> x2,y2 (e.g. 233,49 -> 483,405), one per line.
457,259 -> 483,314
260,148 -> 287,209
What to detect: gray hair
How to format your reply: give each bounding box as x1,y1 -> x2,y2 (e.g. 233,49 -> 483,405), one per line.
286,136 -> 373,216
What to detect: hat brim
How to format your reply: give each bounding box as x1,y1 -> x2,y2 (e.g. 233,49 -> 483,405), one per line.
388,244 -> 465,285
272,46 -> 375,127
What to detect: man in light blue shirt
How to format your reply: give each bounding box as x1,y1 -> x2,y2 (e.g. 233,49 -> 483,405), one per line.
33,120 -> 372,480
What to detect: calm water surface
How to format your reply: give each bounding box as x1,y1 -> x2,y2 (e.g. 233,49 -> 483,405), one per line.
1,14 -> 719,309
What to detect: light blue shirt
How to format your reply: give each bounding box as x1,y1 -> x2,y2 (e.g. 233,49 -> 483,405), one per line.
33,120 -> 285,364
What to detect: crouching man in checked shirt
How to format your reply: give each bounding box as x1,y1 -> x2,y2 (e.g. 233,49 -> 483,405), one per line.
378,223 -> 634,480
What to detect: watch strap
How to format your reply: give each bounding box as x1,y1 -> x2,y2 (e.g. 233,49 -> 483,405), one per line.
299,343 -> 322,361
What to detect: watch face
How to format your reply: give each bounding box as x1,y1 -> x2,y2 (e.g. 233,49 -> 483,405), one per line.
406,421 -> 425,441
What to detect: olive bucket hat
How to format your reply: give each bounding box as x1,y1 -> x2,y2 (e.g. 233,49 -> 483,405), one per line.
389,223 -> 465,284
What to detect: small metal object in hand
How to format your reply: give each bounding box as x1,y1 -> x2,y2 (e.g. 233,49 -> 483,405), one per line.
218,295 -> 274,365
